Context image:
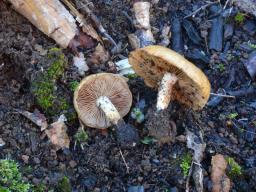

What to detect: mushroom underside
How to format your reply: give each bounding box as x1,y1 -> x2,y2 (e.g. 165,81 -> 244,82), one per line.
129,49 -> 209,110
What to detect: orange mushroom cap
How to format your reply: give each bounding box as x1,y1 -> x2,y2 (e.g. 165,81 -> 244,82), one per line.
129,45 -> 211,110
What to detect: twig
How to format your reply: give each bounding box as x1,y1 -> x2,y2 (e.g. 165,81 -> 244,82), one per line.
185,161 -> 194,192
119,148 -> 129,173
75,0 -> 117,47
184,1 -> 219,19
210,93 -> 235,98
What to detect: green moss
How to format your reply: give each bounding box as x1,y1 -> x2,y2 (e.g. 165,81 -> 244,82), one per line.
234,12 -> 246,24
227,113 -> 238,119
56,176 -> 71,192
32,184 -> 47,192
0,160 -> 31,192
180,153 -> 192,177
32,48 -> 70,115
217,63 -> 226,72
69,81 -> 79,92
248,41 -> 256,49
126,73 -> 138,79
226,157 -> 242,178
131,107 -> 145,123
74,128 -> 88,143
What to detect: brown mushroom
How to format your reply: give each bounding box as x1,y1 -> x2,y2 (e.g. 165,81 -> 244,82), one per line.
129,45 -> 211,111
74,73 -> 139,147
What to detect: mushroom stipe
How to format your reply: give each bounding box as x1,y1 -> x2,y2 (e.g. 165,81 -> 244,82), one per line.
129,45 -> 211,143
74,73 -> 139,147
129,45 -> 211,111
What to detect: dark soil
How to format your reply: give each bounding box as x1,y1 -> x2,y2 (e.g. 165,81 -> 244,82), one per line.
1,0 -> 256,191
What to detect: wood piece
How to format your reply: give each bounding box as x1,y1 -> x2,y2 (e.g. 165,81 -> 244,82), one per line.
209,5 -> 223,51
8,0 -> 78,48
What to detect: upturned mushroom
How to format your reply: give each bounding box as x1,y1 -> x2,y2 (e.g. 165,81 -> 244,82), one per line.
74,73 -> 139,147
129,45 -> 211,143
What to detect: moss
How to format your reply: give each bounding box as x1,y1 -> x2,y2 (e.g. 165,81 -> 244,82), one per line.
69,81 -> 79,92
131,107 -> 145,123
227,112 -> 238,119
56,176 -> 71,192
126,73 -> 138,79
234,12 -> 246,25
32,48 -> 70,115
74,128 -> 88,143
226,157 -> 242,178
217,63 -> 225,72
180,153 -> 192,177
0,160 -> 31,192
32,184 -> 47,192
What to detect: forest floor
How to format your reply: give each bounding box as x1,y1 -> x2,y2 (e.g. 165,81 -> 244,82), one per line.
0,0 -> 256,191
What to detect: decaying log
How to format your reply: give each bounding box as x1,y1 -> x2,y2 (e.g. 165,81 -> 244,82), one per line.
8,0 -> 78,48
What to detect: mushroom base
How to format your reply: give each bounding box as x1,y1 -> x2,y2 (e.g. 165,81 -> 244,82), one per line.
156,72 -> 178,111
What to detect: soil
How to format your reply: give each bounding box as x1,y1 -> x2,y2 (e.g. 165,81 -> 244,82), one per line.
0,0 -> 256,192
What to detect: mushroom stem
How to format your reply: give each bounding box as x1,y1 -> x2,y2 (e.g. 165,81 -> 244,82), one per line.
156,72 -> 178,111
96,96 -> 121,125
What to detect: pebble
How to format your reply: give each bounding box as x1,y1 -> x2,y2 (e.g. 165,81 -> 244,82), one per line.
245,127 -> 255,142
81,176 -> 97,190
229,134 -> 238,144
69,160 -> 77,168
32,178 -> 41,185
141,159 -> 151,172
33,157 -> 41,164
22,155 -> 29,164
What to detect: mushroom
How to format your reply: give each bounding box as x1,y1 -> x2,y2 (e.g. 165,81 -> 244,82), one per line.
128,45 -> 211,143
73,73 -> 139,147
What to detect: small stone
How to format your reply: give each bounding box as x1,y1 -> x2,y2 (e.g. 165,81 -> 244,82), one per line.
33,157 -> 41,164
208,121 -> 215,128
141,159 -> 151,172
22,155 -> 29,164
69,160 -> 77,168
245,127 -> 255,142
81,176 -> 97,190
176,135 -> 186,143
32,178 -> 41,185
229,135 -> 238,144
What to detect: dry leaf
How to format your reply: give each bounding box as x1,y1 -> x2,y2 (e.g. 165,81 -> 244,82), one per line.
15,108 -> 48,131
88,44 -> 110,64
45,115 -> 70,150
211,154 -> 231,192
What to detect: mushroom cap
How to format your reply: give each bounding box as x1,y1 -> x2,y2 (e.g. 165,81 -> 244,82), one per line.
74,73 -> 132,129
129,45 -> 211,110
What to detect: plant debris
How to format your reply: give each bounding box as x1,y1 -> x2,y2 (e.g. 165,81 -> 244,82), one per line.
211,154 -> 231,192
45,115 -> 70,150
14,108 -> 48,131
